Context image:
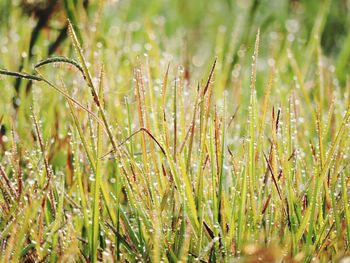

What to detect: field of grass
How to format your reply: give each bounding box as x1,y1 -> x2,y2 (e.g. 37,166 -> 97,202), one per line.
1,0 -> 350,262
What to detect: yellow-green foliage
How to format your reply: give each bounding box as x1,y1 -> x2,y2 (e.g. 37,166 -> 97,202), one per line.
1,1 -> 350,262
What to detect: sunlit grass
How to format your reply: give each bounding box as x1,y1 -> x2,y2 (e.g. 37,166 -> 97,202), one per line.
1,1 -> 350,262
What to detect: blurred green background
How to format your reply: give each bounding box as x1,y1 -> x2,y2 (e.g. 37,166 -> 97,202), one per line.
0,0 -> 349,71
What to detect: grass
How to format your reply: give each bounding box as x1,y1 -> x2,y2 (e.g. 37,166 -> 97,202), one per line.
1,0 -> 350,262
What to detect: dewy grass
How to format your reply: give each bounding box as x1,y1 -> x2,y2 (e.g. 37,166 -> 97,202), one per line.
1,2 -> 350,262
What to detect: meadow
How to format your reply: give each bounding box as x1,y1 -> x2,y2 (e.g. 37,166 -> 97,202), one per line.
0,0 -> 350,262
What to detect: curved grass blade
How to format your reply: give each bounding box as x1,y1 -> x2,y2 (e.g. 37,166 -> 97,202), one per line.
0,69 -> 42,81
35,57 -> 84,76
